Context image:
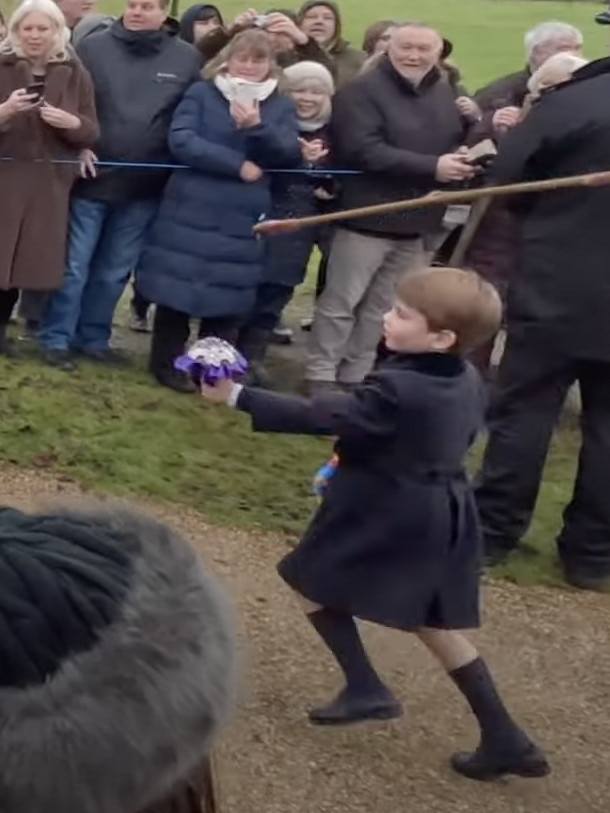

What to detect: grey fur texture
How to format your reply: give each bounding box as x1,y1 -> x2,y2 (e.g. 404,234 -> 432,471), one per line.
0,501 -> 237,813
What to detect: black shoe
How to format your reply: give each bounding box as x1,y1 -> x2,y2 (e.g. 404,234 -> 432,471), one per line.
79,348 -> 130,366
41,349 -> 76,372
451,743 -> 550,781
563,568 -> 610,593
308,687 -> 403,726
155,370 -> 197,394
596,10 -> 610,25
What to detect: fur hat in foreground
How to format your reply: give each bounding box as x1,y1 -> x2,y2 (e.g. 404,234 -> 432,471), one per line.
0,501 -> 236,813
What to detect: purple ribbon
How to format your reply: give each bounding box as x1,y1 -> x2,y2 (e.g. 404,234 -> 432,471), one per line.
174,337 -> 248,385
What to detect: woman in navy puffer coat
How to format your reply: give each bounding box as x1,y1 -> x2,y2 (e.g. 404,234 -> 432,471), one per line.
137,29 -> 301,392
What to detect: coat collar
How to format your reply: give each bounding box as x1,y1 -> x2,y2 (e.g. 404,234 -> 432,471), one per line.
381,351 -> 465,378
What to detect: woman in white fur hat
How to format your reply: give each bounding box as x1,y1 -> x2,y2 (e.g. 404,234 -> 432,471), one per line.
238,60 -> 336,387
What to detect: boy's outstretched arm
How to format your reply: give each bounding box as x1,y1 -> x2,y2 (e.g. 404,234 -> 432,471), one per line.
201,377 -> 398,438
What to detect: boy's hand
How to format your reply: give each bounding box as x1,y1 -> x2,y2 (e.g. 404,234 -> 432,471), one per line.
201,379 -> 237,404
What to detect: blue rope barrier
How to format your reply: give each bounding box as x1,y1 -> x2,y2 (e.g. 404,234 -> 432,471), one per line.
0,156 -> 362,175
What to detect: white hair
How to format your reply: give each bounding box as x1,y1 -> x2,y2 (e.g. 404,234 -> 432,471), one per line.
524,21 -> 583,61
527,52 -> 588,96
0,0 -> 71,62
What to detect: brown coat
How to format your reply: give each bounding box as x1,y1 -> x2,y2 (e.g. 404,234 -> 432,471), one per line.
0,52 -> 98,291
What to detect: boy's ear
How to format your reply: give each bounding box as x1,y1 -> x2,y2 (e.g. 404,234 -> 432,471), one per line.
433,329 -> 458,352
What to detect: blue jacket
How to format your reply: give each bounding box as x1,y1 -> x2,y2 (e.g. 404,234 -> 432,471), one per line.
137,80 -> 301,318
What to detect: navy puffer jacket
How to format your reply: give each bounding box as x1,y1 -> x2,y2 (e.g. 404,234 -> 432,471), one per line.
137,79 -> 301,318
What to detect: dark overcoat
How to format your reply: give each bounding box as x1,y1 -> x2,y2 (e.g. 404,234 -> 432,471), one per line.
137,80 -> 301,319
237,353 -> 485,631
0,52 -> 98,291
489,57 -> 610,360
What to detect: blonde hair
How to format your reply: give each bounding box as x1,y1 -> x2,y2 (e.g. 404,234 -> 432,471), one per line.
0,0 -> 70,62
396,267 -> 503,353
202,29 -> 280,81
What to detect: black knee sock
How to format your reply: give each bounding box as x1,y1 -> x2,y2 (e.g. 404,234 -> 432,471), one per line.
450,657 -> 530,753
307,608 -> 385,695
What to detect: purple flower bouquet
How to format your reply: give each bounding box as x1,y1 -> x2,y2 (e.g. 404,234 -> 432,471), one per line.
174,337 -> 248,385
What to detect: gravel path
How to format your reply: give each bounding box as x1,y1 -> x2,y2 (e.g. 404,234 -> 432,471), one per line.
4,466 -> 609,812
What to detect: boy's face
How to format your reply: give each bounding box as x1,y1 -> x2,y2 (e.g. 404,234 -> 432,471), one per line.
383,300 -> 456,354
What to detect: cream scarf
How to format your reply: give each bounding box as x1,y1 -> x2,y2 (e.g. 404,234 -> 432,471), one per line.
214,72 -> 278,104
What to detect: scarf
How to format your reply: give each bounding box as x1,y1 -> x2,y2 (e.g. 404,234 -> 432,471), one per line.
214,72 -> 277,103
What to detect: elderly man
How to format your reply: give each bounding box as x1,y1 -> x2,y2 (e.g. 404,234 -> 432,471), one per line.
475,21 -> 583,133
474,55 -> 610,593
305,22 -> 474,392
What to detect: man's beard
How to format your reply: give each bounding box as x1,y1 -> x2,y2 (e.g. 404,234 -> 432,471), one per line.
396,66 -> 430,85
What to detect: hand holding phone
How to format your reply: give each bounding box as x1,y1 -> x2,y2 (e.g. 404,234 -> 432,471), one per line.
0,87 -> 40,120
25,81 -> 45,104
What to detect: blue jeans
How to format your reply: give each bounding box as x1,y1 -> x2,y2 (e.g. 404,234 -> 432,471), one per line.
39,197 -> 158,351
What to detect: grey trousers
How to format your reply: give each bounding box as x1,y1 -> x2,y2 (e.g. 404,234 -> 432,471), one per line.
306,228 -> 426,383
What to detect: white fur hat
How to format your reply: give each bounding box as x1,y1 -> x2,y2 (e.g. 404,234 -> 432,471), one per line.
283,60 -> 335,95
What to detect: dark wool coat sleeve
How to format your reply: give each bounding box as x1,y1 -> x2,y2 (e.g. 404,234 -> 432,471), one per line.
236,374 -> 398,437
488,101 -> 555,186
331,82 -> 438,177
169,84 -> 245,176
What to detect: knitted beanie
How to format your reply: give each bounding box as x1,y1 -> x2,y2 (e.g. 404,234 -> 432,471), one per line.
0,502 -> 236,813
283,60 -> 335,95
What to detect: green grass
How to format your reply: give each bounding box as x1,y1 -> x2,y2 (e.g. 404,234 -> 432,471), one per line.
0,0 -> 593,586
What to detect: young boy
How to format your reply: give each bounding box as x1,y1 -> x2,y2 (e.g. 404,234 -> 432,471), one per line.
201,266 -> 550,782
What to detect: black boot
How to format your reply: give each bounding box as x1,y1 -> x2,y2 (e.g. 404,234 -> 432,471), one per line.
239,327 -> 272,389
149,306 -> 194,393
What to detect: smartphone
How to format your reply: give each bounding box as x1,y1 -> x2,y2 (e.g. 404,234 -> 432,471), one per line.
252,14 -> 268,27
466,138 -> 497,168
25,81 -> 45,103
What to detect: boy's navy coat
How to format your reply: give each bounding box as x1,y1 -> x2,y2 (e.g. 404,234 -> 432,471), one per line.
237,353 -> 486,630
137,80 -> 301,319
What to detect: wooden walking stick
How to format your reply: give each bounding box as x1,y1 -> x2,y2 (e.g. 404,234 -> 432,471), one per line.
446,196 -> 494,267
254,170 -> 610,236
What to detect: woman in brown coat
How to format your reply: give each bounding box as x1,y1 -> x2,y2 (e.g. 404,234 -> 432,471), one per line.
0,0 -> 98,355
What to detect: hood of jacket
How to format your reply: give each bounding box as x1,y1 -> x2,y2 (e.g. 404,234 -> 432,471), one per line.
178,4 -> 223,44
297,0 -> 349,55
